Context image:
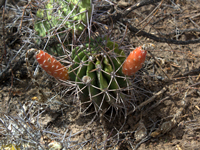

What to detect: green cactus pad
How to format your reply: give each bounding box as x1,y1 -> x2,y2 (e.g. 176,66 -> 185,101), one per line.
68,37 -> 130,111
34,0 -> 92,37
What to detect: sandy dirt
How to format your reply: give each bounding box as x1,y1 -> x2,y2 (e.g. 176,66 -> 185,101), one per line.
1,0 -> 200,149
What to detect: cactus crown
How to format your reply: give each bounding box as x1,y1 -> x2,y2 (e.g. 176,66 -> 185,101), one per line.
68,37 -> 131,114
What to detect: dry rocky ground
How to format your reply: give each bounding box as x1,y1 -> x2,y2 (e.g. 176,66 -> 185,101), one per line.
1,0 -> 200,149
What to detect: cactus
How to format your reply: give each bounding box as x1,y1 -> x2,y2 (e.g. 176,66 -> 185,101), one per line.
68,37 -> 130,113
34,0 -> 92,37
26,42 -> 155,116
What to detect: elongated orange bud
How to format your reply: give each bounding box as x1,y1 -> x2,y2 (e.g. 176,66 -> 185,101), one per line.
122,44 -> 155,76
35,50 -> 69,81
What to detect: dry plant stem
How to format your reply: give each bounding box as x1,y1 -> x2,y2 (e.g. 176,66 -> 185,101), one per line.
171,89 -> 191,123
0,54 -> 28,83
127,87 -> 167,116
97,0 -> 200,45
118,24 -> 128,47
25,49 -> 47,102
19,1 -> 31,32
173,67 -> 200,78
136,0 -> 163,27
163,28 -> 200,37
0,114 -> 44,149
134,136 -> 151,150
96,0 -> 161,23
123,20 -> 200,45
148,51 -> 170,80
123,0 -> 161,17
19,1 -> 37,31
135,0 -> 163,35
9,70 -> 14,92
133,89 -> 193,148
150,89 -> 192,138
147,81 -> 200,114
0,6 -> 7,69
146,90 -> 179,114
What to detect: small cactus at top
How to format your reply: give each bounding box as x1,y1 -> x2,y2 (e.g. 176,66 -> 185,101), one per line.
34,0 -> 92,37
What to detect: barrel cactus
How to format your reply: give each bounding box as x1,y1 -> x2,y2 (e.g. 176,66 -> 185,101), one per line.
34,0 -> 92,37
26,38 -> 154,117
68,37 -> 131,113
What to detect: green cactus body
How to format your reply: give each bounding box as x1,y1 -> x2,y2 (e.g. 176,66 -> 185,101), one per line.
34,0 -> 92,37
68,38 -> 130,111
34,0 -> 91,56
